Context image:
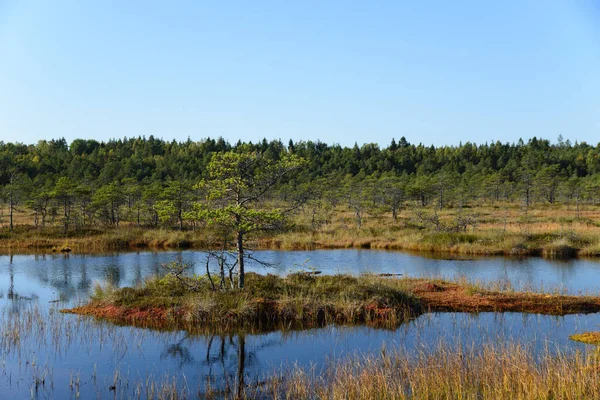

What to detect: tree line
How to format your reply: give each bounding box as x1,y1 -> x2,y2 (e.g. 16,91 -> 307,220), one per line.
1,135 -> 600,232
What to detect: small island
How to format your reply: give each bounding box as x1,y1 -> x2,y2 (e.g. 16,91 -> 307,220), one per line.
63,268 -> 600,332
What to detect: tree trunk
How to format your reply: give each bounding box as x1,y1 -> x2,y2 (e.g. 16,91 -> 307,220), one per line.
63,198 -> 68,234
235,336 -> 246,399
206,256 -> 215,291
219,256 -> 226,290
9,190 -> 13,232
355,209 -> 362,229
236,226 -> 245,289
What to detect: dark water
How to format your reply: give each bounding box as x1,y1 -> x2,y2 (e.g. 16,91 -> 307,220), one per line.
1,250 -> 600,398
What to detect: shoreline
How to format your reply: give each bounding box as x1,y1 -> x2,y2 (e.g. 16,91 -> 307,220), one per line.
0,231 -> 595,260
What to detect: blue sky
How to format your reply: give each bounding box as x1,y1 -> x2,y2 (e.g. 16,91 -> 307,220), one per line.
1,1 -> 599,147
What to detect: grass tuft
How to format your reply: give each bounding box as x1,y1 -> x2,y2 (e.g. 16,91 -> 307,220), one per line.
570,332 -> 600,345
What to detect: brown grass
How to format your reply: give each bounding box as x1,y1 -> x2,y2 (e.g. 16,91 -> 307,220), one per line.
405,278 -> 600,315
3,203 -> 600,258
264,342 -> 600,399
261,202 -> 600,258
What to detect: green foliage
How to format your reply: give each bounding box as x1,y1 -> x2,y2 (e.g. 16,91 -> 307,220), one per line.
193,151 -> 307,288
91,182 -> 124,226
3,136 -> 600,233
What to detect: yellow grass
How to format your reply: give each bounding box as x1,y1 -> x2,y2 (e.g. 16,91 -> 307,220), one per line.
3,203 -> 600,257
570,332 -> 600,345
266,342 -> 600,399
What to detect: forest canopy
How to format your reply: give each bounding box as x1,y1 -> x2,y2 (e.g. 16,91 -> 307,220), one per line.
0,136 -> 598,230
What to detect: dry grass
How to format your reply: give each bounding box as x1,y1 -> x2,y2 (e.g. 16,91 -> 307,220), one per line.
405,277 -> 600,315
570,332 -> 600,345
0,225 -> 217,253
261,203 -> 600,258
264,342 -> 600,400
3,203 -> 600,257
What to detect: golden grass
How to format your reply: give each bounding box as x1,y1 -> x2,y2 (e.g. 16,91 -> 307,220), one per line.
265,342 -> 600,400
262,203 -> 600,258
0,226 -> 218,253
570,332 -> 600,345
3,203 -> 600,257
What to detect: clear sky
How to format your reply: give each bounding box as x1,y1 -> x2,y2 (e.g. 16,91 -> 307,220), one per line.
1,1 -> 599,147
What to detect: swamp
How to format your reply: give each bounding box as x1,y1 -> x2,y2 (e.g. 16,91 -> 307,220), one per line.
3,250 -> 600,399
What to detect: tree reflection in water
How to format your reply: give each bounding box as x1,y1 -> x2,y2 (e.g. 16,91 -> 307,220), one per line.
4,254 -> 39,314
159,332 -> 281,398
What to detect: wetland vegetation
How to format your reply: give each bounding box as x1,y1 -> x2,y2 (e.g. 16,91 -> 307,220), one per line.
2,251 -> 600,398
5,0 -> 600,394
266,342 -> 600,400
5,302 -> 600,399
4,138 -> 600,397
64,272 -> 422,332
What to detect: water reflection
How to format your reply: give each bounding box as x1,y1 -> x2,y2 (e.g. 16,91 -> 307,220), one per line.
2,309 -> 600,399
3,254 -> 39,315
2,250 -> 600,397
158,332 -> 286,397
1,250 -> 600,310
162,334 -> 196,367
